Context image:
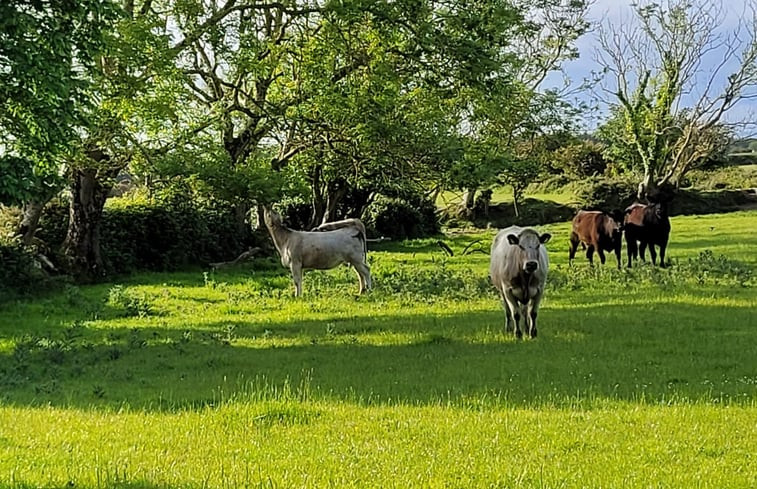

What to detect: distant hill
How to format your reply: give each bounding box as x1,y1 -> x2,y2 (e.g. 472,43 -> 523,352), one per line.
730,138 -> 757,154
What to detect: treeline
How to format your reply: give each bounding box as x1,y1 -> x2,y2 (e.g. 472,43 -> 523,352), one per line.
2,0 -> 757,292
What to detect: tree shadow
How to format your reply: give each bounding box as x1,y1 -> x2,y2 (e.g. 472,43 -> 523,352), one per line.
1,298 -> 754,411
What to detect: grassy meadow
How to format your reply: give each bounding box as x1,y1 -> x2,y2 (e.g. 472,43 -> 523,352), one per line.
1,211 -> 756,488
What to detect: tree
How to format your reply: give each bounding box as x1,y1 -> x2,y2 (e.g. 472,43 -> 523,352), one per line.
0,0 -> 119,244
596,0 -> 757,199
449,0 -> 590,214
552,140 -> 608,177
60,0 -> 182,279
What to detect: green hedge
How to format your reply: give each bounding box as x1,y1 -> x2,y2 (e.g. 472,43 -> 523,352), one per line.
574,177 -> 756,216
0,239 -> 47,299
36,197 -> 262,275
364,195 -> 440,240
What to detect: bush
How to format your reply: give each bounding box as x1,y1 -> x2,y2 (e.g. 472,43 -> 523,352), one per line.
574,176 -> 638,211
364,195 -> 440,240
470,198 -> 576,228
35,194 -> 262,275
683,165 -> 757,191
668,188 -> 755,216
552,141 -> 609,178
0,239 -> 46,297
280,201 -> 312,230
526,174 -> 572,194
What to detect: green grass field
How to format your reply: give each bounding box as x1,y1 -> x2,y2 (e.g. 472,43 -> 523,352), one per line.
1,211 -> 756,488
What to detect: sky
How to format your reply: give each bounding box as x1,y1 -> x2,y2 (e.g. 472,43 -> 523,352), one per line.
548,0 -> 757,136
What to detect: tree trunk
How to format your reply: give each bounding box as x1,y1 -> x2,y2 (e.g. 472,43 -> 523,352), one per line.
308,165 -> 326,229
461,188 -> 476,210
345,188 -> 372,219
234,201 -> 249,237
458,187 -> 477,219
637,170 -> 656,201
322,185 -> 347,224
62,165 -> 118,281
16,199 -> 48,245
512,187 -> 520,217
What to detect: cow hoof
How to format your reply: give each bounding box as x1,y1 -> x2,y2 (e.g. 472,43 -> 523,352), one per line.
515,330 -> 523,340
530,329 -> 537,338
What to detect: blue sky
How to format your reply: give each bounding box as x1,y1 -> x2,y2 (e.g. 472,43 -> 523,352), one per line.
549,0 -> 757,136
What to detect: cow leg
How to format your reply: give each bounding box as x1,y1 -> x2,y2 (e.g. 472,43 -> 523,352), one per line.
615,244 -> 622,269
659,241 -> 668,268
568,233 -> 580,264
626,236 -> 637,268
648,243 -> 657,266
503,290 -> 522,339
526,294 -> 542,339
499,293 -> 512,333
639,241 -> 647,262
586,245 -> 595,266
290,262 -> 303,297
597,247 -> 606,265
352,261 -> 372,293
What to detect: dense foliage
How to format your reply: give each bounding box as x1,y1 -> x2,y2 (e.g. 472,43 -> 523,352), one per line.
0,239 -> 44,296
0,0 -> 118,204
37,195 -> 261,276
363,195 -> 440,240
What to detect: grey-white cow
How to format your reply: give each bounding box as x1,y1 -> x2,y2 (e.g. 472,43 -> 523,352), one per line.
490,226 -> 551,339
311,218 -> 367,254
263,206 -> 371,297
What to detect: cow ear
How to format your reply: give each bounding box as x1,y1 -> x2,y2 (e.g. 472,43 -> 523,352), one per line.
539,233 -> 551,244
507,234 -> 520,245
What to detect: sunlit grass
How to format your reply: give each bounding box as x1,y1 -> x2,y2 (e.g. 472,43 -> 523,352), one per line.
0,211 -> 755,488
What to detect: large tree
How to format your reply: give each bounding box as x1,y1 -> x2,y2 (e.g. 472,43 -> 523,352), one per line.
157,0 -> 579,224
596,0 -> 757,199
0,0 -> 118,243
60,0 -> 182,279
448,0 -> 590,214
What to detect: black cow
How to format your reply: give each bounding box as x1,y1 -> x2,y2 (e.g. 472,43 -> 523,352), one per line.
624,202 -> 671,268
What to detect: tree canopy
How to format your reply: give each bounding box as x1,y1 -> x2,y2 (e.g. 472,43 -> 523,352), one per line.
596,0 -> 757,199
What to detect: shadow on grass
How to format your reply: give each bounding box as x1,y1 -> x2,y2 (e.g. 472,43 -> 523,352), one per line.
0,297 -> 755,411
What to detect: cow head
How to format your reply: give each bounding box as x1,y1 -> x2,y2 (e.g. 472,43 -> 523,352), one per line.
605,209 -> 624,240
507,231 -> 551,274
262,205 -> 283,229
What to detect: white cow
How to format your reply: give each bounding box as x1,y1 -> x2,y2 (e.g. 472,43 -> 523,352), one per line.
262,206 -> 371,297
311,218 -> 367,254
490,226 -> 551,338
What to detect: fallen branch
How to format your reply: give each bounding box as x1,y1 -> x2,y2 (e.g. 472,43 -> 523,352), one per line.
437,240 -> 454,256
462,239 -> 483,256
209,247 -> 263,269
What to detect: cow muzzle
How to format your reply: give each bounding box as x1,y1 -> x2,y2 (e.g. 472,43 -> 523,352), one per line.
525,261 -> 538,273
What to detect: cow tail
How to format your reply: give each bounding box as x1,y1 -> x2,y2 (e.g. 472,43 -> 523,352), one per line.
352,230 -> 368,258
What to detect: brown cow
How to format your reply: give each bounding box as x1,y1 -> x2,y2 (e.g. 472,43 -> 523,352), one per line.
624,202 -> 671,268
568,210 -> 624,269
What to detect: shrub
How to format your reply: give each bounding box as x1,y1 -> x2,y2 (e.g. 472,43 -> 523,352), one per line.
36,194 -> 262,275
0,239 -> 46,298
280,201 -> 312,230
668,188 -> 755,216
364,195 -> 440,239
526,174 -> 572,194
683,165 -> 757,191
552,141 -> 609,178
574,176 -> 638,211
